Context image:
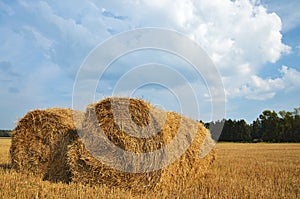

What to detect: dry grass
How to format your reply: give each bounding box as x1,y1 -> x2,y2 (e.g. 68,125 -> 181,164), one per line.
1,138 -> 299,198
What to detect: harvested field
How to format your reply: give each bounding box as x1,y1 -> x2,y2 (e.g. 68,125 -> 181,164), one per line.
1,139 -> 299,198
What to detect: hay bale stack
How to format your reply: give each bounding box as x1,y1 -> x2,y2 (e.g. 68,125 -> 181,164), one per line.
10,108 -> 83,183
68,97 -> 215,192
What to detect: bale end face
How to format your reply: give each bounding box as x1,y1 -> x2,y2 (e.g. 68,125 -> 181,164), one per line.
10,108 -> 83,183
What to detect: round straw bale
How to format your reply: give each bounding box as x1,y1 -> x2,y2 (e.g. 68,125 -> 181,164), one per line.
10,108 -> 83,183
68,98 -> 164,192
155,112 -> 216,192
68,97 -> 215,193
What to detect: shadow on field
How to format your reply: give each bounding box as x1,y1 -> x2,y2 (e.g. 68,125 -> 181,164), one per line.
0,163 -> 11,170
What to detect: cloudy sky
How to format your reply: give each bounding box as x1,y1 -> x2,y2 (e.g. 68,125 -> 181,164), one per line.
1,0 -> 300,129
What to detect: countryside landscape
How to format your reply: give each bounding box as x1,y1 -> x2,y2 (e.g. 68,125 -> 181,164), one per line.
1,0 -> 300,198
0,102 -> 299,198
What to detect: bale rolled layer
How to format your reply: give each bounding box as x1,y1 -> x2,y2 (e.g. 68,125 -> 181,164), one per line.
156,112 -> 216,192
68,98 -> 165,192
68,97 -> 216,193
10,108 -> 83,183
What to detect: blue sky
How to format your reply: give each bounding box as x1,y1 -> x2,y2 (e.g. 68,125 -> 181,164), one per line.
1,0 -> 300,129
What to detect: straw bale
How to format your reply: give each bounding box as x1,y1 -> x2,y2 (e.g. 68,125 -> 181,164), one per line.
68,98 -> 164,192
68,97 -> 216,193
10,108 -> 83,183
156,112 -> 216,192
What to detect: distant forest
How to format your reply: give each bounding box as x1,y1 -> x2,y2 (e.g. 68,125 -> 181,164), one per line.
0,130 -> 11,137
203,108 -> 300,143
1,108 -> 300,142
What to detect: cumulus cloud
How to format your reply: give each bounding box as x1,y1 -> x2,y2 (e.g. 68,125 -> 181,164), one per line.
0,0 -> 297,128
279,65 -> 300,88
1,0 -> 290,89
94,0 -> 291,99
262,0 -> 300,32
228,65 -> 300,100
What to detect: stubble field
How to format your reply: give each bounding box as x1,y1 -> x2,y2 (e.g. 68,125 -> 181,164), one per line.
0,138 -> 299,198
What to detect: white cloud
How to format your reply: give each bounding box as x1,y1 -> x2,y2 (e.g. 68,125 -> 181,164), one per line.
280,65 -> 300,88
228,65 -> 300,100
92,0 -> 291,100
0,0 -> 296,127
263,0 -> 300,32
1,0 -> 290,82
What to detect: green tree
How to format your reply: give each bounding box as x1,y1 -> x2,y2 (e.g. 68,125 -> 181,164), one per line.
279,110 -> 293,142
251,119 -> 262,142
259,110 -> 281,142
236,119 -> 251,142
292,108 -> 300,142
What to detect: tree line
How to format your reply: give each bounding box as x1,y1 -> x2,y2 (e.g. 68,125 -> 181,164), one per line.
203,108 -> 300,143
0,130 -> 11,137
